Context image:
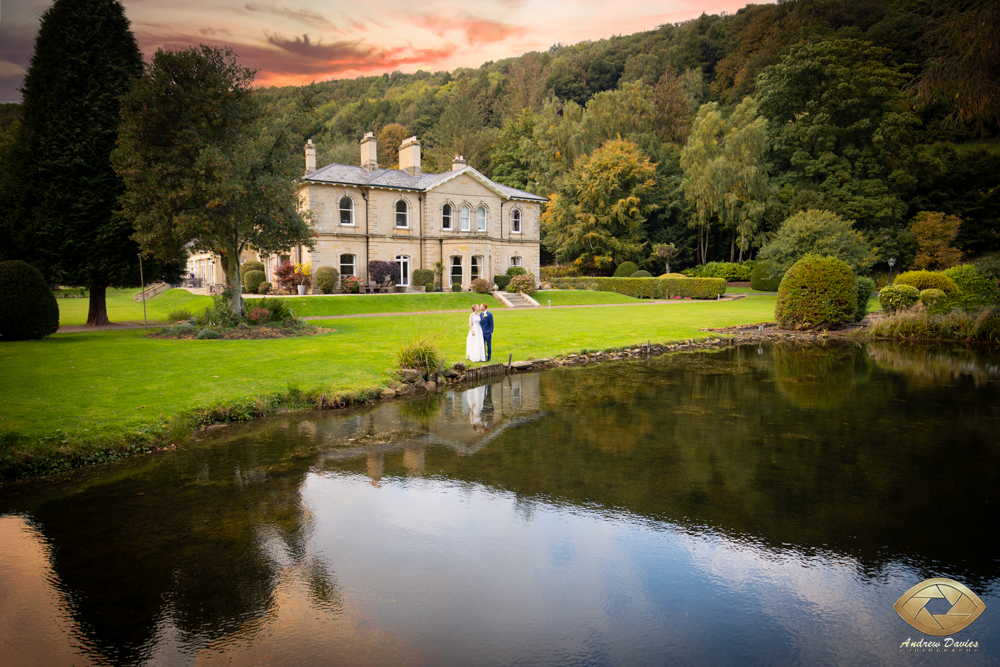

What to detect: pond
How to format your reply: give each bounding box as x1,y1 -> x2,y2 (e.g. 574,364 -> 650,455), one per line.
1,342 -> 999,666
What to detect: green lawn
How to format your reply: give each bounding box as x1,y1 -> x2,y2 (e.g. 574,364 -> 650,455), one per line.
58,288 -> 214,326
535,290 -> 644,306
252,292 -> 505,317
4,296 -> 777,443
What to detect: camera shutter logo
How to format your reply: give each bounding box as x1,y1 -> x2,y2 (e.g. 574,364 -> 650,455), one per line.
894,578 -> 986,636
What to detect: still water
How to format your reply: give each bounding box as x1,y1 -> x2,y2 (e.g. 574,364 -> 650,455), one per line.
1,342 -> 999,666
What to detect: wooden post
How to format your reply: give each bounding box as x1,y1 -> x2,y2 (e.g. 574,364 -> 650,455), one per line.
507,353 -> 512,374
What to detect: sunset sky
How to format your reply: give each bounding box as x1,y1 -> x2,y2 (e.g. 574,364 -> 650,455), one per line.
1,0 -> 757,102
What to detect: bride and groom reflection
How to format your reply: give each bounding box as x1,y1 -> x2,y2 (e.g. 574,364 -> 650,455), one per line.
465,383 -> 494,433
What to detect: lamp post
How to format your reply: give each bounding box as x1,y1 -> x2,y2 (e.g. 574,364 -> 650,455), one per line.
888,257 -> 896,282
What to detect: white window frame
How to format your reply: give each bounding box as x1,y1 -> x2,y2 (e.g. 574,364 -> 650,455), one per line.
339,196 -> 355,226
510,256 -> 522,267
395,200 -> 409,228
395,254 -> 410,286
340,253 -> 355,277
511,208 -> 522,234
450,256 -> 463,287
442,203 -> 452,230
477,205 -> 487,232
460,205 -> 471,232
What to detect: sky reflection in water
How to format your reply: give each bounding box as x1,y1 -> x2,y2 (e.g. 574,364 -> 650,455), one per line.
1,342 -> 998,666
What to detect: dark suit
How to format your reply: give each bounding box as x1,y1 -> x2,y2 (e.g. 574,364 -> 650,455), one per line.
480,310 -> 494,361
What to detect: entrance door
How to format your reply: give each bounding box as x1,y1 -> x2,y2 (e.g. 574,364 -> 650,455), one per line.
395,255 -> 410,286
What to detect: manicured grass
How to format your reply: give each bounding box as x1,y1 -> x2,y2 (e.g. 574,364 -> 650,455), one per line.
535,290 -> 643,306
3,296 -> 777,441
252,292 -> 505,317
57,288 -> 214,326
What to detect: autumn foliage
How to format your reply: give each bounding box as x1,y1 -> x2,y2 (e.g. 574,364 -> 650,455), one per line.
910,211 -> 963,270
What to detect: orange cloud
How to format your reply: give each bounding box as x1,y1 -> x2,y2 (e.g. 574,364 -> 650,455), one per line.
410,15 -> 525,46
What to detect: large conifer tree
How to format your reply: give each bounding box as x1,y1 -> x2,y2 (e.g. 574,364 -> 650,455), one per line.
18,0 -> 181,325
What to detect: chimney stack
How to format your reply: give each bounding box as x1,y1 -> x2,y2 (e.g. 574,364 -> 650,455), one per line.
399,136 -> 421,176
360,132 -> 378,171
305,139 -> 316,173
451,155 -> 467,171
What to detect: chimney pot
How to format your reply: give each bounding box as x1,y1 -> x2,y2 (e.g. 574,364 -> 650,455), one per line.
360,132 -> 378,171
451,154 -> 467,171
399,136 -> 421,176
305,138 -> 316,173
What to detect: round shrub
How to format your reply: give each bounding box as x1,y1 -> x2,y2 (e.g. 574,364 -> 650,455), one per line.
451,282 -> 462,292
750,261 -> 784,292
660,273 -> 687,278
507,266 -> 527,278
242,270 -> 265,294
471,278 -> 492,294
630,270 -> 653,278
775,255 -> 857,330
240,260 -> 265,277
508,272 -> 537,295
195,328 -> 221,340
170,322 -> 195,335
314,266 -> 340,294
613,261 -> 638,278
494,274 -> 512,290
0,260 -> 60,340
854,276 -> 876,322
878,284 -> 920,313
894,270 -> 959,297
943,264 -> 1000,310
412,268 -> 434,291
919,288 -> 948,313
258,281 -> 272,295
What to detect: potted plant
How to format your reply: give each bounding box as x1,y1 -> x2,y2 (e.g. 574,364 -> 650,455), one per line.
294,262 -> 312,295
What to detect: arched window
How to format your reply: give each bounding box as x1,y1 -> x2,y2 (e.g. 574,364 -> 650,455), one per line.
450,256 -> 463,287
395,200 -> 408,228
442,203 -> 452,230
339,196 -> 354,225
477,205 -> 487,231
395,255 -> 410,286
340,254 -> 355,277
511,208 -> 521,234
460,205 -> 471,231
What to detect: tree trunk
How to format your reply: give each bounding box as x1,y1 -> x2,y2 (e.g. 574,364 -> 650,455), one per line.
87,284 -> 110,326
223,245 -> 244,318
730,233 -> 735,263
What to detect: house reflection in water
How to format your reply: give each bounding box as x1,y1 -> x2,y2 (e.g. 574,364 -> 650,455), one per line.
313,374 -> 542,484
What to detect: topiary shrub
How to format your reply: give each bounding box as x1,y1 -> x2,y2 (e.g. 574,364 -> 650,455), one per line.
314,266 -> 340,294
471,278 -> 492,294
240,260 -> 265,277
0,260 -> 60,340
242,270 -> 265,294
507,266 -> 527,277
697,261 -> 753,282
452,282 -> 462,292
878,284 -> 920,313
588,277 -> 725,299
750,261 -> 784,292
494,274 -> 512,290
613,261 -> 638,277
894,270 -> 959,297
508,273 -> 537,295
195,328 -> 221,340
258,281 -> 272,295
630,270 -> 653,278
943,264 -> 1000,311
854,276 -> 876,322
413,268 -> 434,291
660,273 -> 687,278
775,255 -> 857,330
919,288 -> 949,313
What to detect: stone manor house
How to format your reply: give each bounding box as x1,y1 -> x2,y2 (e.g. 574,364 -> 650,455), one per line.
187,134 -> 546,292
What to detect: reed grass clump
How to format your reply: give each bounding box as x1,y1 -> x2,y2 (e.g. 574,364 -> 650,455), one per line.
869,304 -> 1000,343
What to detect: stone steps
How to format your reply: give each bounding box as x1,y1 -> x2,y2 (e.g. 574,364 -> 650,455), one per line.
504,293 -> 535,308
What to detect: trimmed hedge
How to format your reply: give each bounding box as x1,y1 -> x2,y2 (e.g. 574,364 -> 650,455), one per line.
587,276 -> 726,299
413,268 -> 435,291
750,261 -> 784,292
919,288 -> 948,313
507,266 -> 527,277
631,270 -> 653,278
660,273 -> 687,278
683,261 -> 754,281
613,261 -> 638,277
775,255 -> 856,330
855,276 -> 876,322
240,260 -> 265,277
943,264 -> 1000,311
494,274 -> 512,290
894,270 -> 959,297
879,284 -> 920,313
242,270 -> 265,294
314,266 -> 340,294
0,260 -> 60,340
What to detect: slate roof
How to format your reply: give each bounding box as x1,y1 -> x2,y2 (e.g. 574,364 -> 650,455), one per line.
301,163 -> 548,203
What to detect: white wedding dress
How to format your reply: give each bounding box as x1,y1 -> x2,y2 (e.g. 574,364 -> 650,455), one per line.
466,312 -> 487,362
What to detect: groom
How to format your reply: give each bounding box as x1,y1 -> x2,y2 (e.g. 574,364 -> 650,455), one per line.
479,303 -> 494,361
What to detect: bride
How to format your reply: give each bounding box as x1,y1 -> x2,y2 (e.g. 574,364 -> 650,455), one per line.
466,305 -> 487,362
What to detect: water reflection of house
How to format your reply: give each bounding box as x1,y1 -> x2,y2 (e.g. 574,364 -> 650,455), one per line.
314,374 -> 542,482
